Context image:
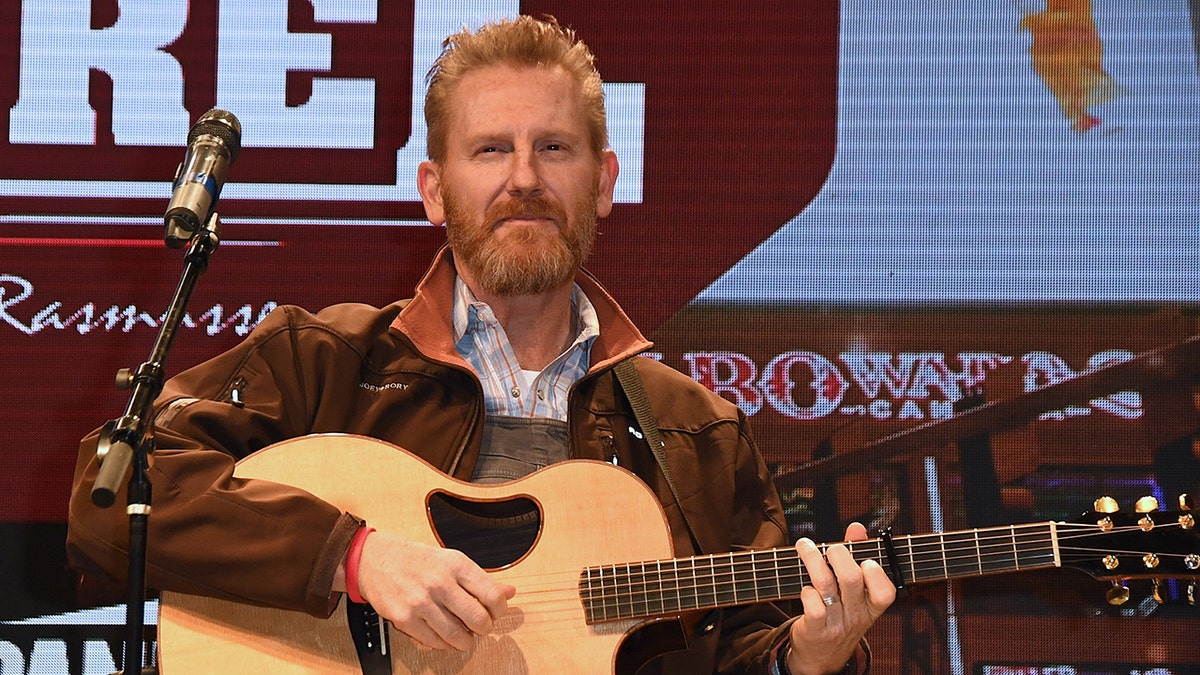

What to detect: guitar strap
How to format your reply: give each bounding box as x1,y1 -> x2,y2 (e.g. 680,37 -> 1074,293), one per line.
613,358 -> 701,550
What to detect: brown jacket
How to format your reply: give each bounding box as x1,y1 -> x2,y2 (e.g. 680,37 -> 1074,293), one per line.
67,248 -> 795,672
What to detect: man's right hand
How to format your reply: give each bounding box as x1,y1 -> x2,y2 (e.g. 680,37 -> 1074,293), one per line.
353,531 -> 516,651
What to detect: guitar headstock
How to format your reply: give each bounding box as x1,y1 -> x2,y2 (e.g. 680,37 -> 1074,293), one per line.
1060,494 -> 1198,606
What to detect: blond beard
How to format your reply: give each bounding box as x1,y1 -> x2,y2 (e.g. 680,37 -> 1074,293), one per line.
444,190 -> 598,297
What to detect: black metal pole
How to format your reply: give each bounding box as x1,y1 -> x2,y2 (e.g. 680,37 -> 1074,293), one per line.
89,213 -> 222,673
123,468 -> 151,674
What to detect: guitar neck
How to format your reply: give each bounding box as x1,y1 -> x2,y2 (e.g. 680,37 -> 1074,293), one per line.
580,521 -> 1061,624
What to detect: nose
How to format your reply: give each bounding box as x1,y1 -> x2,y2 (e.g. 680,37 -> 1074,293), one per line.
506,148 -> 544,199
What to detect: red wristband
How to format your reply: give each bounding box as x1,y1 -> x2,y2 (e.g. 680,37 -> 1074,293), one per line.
344,526 -> 375,605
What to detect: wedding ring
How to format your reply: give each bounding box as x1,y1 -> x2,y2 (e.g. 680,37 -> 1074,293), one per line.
822,595 -> 838,606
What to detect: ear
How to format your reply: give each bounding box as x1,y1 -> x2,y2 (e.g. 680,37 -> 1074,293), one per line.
417,160 -> 446,225
594,149 -> 619,218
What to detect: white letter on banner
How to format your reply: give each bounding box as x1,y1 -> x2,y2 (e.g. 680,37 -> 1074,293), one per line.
0,641 -> 25,675
9,0 -> 189,145
217,0 -> 376,148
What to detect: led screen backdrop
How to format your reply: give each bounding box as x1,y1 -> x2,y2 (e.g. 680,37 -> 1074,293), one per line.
1,0 -> 1198,672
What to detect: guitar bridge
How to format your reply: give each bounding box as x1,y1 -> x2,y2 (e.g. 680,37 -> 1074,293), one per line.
347,601 -> 392,675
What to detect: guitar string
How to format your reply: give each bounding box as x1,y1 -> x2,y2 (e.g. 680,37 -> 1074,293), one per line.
496,521 -> 1191,599
379,522 -> 1196,642
500,521 -> 1190,591
365,521 -> 1196,644
438,521 -> 1194,624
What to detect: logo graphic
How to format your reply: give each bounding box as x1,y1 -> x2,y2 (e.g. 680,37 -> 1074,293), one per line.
3,0 -> 644,206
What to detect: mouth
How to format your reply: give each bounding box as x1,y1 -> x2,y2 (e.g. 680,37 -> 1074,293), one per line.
496,214 -> 557,228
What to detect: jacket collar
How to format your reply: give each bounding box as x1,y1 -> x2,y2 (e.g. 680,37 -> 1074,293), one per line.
391,246 -> 653,372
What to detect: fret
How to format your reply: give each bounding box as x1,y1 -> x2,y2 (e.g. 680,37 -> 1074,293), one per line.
592,562 -> 604,619
646,560 -> 664,616
746,550 -> 777,603
772,548 -> 784,600
732,551 -> 757,604
942,530 -> 981,578
618,563 -> 632,617
665,558 -> 683,614
1012,523 -> 1057,569
713,554 -> 737,606
684,556 -> 700,612
748,550 -> 758,600
656,559 -> 670,614
744,550 -> 763,600
979,525 -> 1020,574
939,533 -> 949,579
630,561 -> 648,617
725,553 -> 741,605
851,539 -> 882,568
973,530 -> 984,575
581,564 -> 611,624
579,567 -> 593,623
765,550 -> 785,599
642,562 -> 654,614
907,533 -> 947,583
778,548 -> 804,599
695,554 -> 718,610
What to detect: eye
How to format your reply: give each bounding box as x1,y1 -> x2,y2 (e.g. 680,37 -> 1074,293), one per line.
540,142 -> 574,157
473,142 -> 510,156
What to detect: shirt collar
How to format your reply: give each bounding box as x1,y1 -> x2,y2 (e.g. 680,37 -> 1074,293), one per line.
452,276 -> 600,350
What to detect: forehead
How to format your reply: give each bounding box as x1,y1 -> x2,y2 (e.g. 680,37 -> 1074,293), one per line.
443,65 -> 588,143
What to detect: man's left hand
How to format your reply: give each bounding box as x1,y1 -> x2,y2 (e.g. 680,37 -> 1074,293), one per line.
785,522 -> 896,675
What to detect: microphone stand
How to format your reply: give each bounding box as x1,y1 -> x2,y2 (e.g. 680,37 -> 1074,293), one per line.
89,212 -> 222,674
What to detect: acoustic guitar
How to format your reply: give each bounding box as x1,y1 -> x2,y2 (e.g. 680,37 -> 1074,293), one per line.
157,434 -> 1199,674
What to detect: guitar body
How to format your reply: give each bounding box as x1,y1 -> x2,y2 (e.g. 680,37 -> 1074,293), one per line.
158,434 -> 678,674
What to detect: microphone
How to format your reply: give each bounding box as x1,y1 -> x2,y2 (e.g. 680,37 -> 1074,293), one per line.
164,109 -> 242,248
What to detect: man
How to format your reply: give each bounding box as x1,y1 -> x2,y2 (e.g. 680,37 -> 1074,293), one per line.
68,15 -> 895,674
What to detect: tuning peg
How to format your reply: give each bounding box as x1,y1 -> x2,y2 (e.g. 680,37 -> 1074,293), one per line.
1186,554 -> 1200,571
1179,493 -> 1194,511
1135,496 -> 1159,513
1134,496 -> 1158,531
1187,582 -> 1196,606
1106,581 -> 1131,606
1152,579 -> 1167,604
1094,497 -> 1119,531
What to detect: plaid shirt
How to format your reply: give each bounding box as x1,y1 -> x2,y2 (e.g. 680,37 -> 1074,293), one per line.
453,276 -> 599,420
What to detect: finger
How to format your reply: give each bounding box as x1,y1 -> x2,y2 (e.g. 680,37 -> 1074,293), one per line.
826,543 -> 865,602
795,538 -> 840,605
460,571 -> 516,623
387,607 -> 456,651
434,580 -> 500,641
843,521 -> 868,542
798,584 -> 832,623
419,595 -> 478,651
861,559 -> 898,615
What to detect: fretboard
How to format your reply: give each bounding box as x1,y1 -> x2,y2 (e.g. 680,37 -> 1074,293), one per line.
579,522 -> 1060,624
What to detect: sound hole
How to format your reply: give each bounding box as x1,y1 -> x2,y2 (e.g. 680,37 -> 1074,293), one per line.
427,491 -> 541,570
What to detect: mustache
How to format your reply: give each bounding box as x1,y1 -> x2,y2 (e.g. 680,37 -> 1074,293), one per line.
486,196 -> 569,226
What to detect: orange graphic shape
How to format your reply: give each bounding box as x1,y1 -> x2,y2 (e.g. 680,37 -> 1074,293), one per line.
1020,0 -> 1120,132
